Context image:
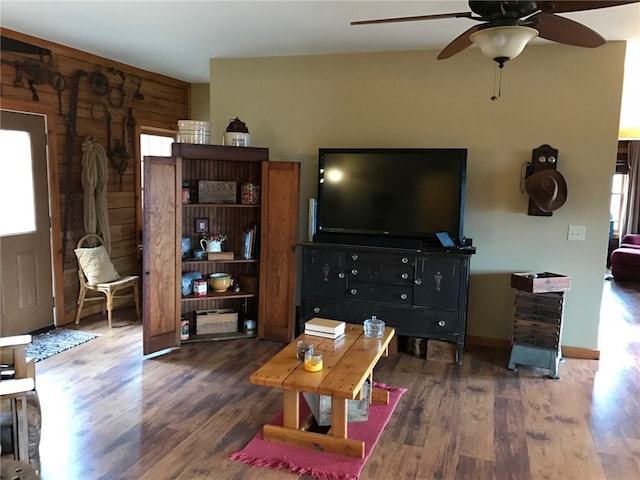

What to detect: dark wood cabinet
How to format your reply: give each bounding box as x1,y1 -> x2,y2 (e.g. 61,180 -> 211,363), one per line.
143,144 -> 299,355
299,242 -> 473,364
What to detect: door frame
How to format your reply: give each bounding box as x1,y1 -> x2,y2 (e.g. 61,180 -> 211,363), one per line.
2,99 -> 64,325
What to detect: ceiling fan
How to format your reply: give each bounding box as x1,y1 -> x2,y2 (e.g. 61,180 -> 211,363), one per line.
352,1 -> 639,67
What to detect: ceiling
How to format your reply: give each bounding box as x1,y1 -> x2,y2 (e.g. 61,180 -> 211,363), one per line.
2,1 -> 639,83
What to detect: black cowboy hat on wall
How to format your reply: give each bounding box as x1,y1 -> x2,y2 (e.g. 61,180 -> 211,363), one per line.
524,144 -> 568,216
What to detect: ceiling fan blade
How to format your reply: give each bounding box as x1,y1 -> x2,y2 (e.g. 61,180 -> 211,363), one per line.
437,25 -> 482,60
531,13 -> 605,48
351,11 -> 474,26
538,1 -> 639,13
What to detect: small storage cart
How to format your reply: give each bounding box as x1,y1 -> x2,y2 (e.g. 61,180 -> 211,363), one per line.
508,272 -> 571,379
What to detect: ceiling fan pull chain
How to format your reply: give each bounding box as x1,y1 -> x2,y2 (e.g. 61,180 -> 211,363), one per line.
491,62 -> 504,101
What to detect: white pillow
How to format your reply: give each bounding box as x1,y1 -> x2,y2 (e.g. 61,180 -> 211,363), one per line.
74,246 -> 120,286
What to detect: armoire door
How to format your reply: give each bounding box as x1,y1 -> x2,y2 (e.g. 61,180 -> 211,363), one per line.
258,161 -> 300,343
142,155 -> 181,354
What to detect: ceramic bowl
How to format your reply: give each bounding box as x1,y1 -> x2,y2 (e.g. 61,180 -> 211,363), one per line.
209,273 -> 232,292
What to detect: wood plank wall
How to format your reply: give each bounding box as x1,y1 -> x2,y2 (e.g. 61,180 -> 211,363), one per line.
1,28 -> 190,324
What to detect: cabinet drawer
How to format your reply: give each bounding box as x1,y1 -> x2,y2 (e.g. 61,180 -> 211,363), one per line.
391,308 -> 460,338
347,281 -> 412,305
513,319 -> 560,336
514,292 -> 563,321
300,298 -> 369,324
413,255 -> 463,309
302,248 -> 347,299
300,298 -> 459,339
513,333 -> 559,349
348,252 -> 414,267
347,261 -> 413,286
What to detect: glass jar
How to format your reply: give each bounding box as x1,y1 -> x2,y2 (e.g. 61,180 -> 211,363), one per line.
181,182 -> 190,204
364,315 -> 385,338
241,179 -> 260,205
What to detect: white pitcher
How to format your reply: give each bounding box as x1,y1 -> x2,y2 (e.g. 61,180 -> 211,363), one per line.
200,239 -> 222,253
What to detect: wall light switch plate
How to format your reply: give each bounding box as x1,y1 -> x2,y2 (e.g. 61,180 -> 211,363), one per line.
568,224 -> 586,241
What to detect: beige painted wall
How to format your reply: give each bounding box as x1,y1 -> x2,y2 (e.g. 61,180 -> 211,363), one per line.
209,43 -> 626,351
190,83 -> 210,122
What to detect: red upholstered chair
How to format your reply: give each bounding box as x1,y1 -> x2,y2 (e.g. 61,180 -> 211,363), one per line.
610,234 -> 640,281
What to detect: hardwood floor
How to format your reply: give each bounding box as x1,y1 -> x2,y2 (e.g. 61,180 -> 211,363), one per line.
30,279 -> 640,480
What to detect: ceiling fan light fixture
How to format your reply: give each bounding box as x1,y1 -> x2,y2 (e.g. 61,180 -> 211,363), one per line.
470,26 -> 538,64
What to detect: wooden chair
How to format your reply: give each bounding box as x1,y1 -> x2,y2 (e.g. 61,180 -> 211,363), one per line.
0,335 -> 37,464
74,234 -> 140,328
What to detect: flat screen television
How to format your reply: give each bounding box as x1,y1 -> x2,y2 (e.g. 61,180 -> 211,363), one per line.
314,148 -> 467,248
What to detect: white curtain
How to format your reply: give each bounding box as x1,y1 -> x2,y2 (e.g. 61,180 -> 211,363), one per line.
622,140 -> 640,236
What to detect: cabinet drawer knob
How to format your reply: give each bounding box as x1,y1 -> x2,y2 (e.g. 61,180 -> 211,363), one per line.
401,272 -> 409,280
414,278 -> 422,285
338,272 -> 346,279
400,293 -> 408,300
351,269 -> 358,276
350,288 -> 358,295
351,254 -> 359,261
313,307 -> 320,313
438,320 -> 446,327
402,257 -> 409,264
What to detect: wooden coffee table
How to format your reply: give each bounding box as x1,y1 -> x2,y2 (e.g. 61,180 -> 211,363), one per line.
250,323 -> 395,458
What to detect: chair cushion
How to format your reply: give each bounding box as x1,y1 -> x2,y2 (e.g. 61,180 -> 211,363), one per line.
95,275 -> 138,288
74,246 -> 120,286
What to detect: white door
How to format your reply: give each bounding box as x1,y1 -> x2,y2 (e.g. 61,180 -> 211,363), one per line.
0,110 -> 54,335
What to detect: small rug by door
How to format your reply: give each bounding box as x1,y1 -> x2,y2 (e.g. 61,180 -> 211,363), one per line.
230,383 -> 406,480
26,328 -> 98,362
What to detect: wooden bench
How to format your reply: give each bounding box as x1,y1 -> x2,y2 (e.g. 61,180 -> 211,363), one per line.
250,323 -> 395,457
1,335 -> 36,463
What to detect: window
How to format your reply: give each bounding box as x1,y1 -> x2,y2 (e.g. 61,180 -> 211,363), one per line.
610,173 -> 628,238
0,129 -> 36,236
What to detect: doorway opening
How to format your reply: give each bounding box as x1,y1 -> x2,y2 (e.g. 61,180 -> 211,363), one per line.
134,128 -> 175,249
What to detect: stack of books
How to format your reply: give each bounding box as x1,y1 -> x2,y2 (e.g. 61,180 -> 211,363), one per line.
304,317 -> 346,339
243,223 -> 259,260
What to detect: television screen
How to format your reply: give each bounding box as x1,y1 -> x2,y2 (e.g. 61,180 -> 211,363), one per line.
316,148 -> 467,246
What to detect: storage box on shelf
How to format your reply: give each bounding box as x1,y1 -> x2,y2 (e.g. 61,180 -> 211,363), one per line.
195,309 -> 239,335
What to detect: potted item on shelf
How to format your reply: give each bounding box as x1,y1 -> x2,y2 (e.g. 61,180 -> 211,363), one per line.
199,232 -> 227,253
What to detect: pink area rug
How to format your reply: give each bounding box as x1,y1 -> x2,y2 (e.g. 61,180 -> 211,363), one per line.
230,383 -> 406,480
